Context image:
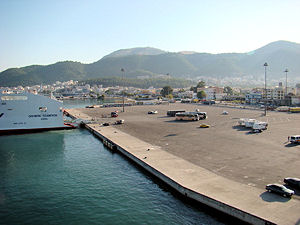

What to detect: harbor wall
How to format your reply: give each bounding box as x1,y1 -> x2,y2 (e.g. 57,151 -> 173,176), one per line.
84,124 -> 271,225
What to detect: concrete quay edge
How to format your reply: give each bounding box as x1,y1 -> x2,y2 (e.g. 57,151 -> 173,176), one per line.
66,109 -> 300,225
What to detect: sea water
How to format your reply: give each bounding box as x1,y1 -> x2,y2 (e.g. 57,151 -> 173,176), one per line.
0,100 -> 231,225
0,129 -> 231,225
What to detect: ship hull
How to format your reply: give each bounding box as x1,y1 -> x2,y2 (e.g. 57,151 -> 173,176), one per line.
0,126 -> 76,136
1,90 -> 69,135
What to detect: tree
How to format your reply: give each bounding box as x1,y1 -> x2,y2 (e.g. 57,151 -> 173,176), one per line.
196,81 -> 206,88
197,90 -> 206,100
224,86 -> 233,95
161,86 -> 173,97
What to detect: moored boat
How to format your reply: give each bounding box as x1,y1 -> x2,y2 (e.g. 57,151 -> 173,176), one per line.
0,90 -> 75,135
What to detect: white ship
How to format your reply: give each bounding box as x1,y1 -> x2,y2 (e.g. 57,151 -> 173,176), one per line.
0,90 -> 74,135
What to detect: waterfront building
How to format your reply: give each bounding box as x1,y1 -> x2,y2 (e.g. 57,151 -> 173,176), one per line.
245,92 -> 262,104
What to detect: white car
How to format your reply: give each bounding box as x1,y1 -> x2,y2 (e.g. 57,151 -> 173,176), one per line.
148,111 -> 158,114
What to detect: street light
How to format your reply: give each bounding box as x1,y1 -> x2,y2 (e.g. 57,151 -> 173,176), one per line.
166,73 -> 170,97
264,62 -> 268,116
284,69 -> 289,97
121,68 -> 125,112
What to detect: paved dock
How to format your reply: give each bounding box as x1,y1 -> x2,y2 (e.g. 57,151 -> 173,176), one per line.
66,104 -> 300,224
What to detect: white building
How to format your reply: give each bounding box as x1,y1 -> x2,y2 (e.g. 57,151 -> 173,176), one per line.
197,87 -> 225,100
177,91 -> 193,99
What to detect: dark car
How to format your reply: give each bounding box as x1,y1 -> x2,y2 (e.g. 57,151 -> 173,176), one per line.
284,177 -> 300,188
111,111 -> 118,117
114,119 -> 124,125
266,184 -> 294,197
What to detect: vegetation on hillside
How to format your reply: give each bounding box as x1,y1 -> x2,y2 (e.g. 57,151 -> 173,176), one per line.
2,41 -> 300,87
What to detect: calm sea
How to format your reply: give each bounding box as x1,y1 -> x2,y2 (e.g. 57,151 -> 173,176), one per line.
0,100 -> 230,225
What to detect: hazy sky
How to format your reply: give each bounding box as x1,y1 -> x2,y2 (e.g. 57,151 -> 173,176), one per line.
1,0 -> 300,72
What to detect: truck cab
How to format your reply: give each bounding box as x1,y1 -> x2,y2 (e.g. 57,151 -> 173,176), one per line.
290,135 -> 300,144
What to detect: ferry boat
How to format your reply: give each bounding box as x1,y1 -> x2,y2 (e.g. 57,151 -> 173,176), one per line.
0,90 -> 75,135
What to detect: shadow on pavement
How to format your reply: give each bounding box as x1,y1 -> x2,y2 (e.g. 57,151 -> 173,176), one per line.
232,125 -> 249,131
158,116 -> 170,119
165,120 -> 198,123
164,133 -> 178,137
260,192 -> 291,202
284,143 -> 299,148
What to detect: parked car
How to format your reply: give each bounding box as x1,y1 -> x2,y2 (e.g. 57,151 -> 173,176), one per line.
111,111 -> 118,117
199,124 -> 210,128
102,122 -> 110,126
284,177 -> 300,188
148,110 -> 158,114
266,184 -> 294,197
115,119 -> 124,125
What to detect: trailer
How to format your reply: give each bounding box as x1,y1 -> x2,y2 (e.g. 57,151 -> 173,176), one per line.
167,110 -> 186,117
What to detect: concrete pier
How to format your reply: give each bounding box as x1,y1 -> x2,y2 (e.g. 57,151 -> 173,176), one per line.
66,107 -> 300,225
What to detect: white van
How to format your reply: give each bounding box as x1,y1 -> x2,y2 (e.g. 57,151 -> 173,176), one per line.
290,135 -> 300,144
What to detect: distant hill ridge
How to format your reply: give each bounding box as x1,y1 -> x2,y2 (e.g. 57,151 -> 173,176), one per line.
103,47 -> 166,58
1,40 -> 300,87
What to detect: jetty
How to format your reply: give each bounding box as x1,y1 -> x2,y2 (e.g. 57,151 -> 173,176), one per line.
65,103 -> 300,225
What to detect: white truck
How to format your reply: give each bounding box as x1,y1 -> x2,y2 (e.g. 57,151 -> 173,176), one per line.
238,118 -> 268,132
252,122 -> 268,133
244,119 -> 257,128
238,118 -> 248,126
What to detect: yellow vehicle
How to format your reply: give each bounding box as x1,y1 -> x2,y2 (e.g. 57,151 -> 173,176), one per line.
200,124 -> 210,128
290,107 -> 300,113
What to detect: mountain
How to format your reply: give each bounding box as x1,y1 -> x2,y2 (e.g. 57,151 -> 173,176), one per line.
1,41 -> 300,87
103,47 -> 166,58
0,61 -> 86,86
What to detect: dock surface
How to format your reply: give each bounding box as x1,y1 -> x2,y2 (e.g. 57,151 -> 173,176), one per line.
66,103 -> 300,224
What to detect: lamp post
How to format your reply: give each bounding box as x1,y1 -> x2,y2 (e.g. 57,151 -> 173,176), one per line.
121,68 -> 125,112
264,62 -> 268,116
166,73 -> 170,98
284,69 -> 288,97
